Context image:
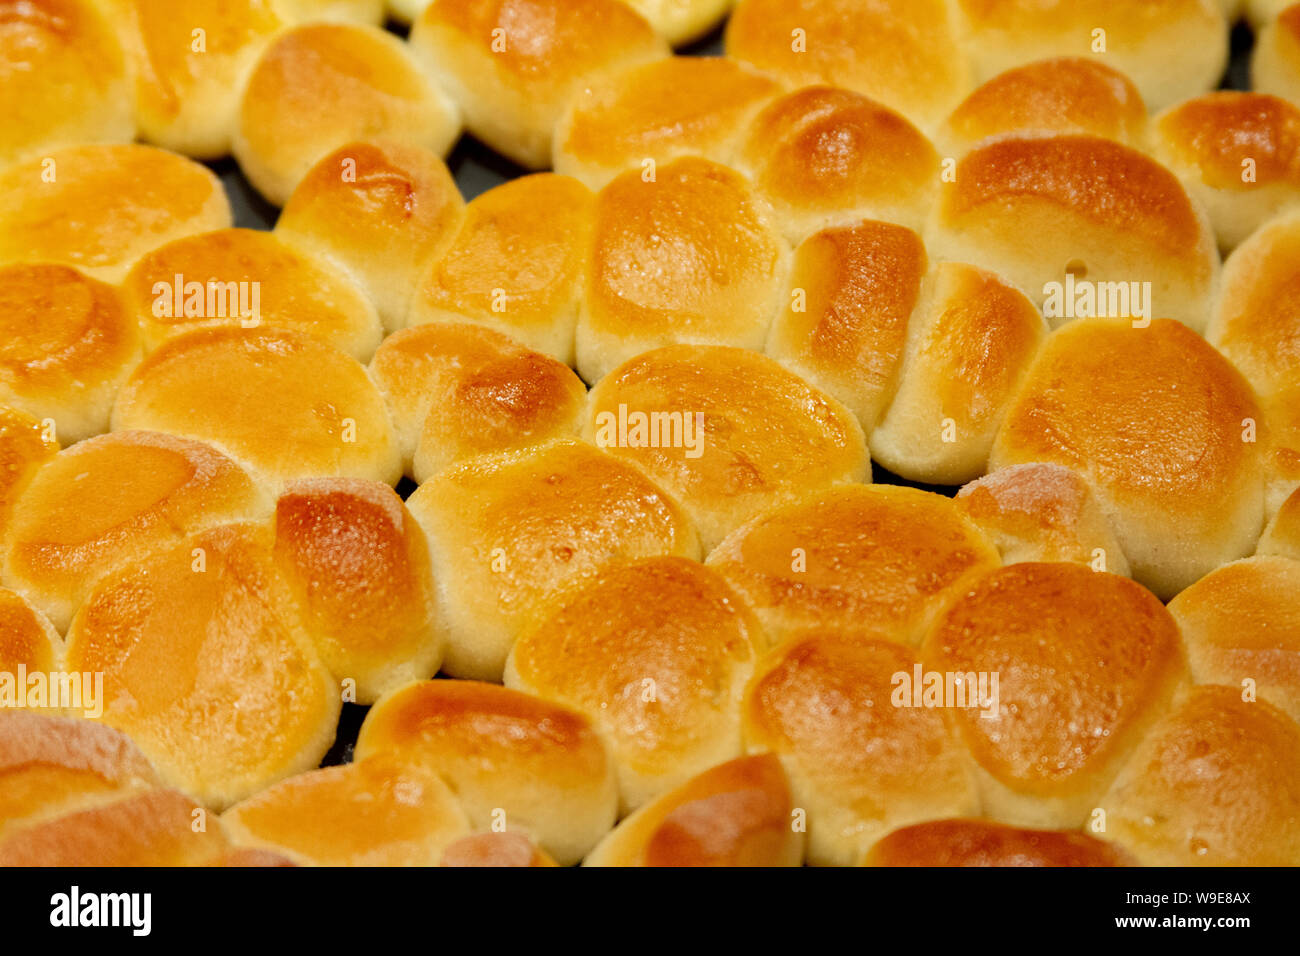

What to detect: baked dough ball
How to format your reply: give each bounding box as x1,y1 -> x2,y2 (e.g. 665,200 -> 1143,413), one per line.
579,157 -> 789,384
952,0 -> 1228,113
991,319 -> 1267,599
406,174 -> 593,365
234,22 -> 461,206
744,631 -> 980,866
223,754 -> 469,866
405,439 -> 700,680
725,0 -> 971,132
928,135 -> 1218,334
765,220 -> 925,432
922,562 -> 1187,829
0,0 -> 134,166
272,0 -> 384,24
0,263 -> 142,445
955,464 -> 1131,576
369,323 -> 586,482
0,144 -> 231,283
408,0 -> 668,169
2,430 -> 268,632
355,679 -> 620,865
65,522 -> 341,809
554,56 -> 781,191
123,228 -> 382,361
862,819 -> 1132,867
615,0 -> 732,46
1247,0 -> 1295,24
584,754 -> 804,867
273,478 -> 444,704
705,484 -> 1000,647
505,556 -> 761,812
440,831 -> 556,867
1099,686 -> 1300,866
112,328 -> 401,488
276,139 -> 466,333
583,345 -> 868,551
1253,5 -> 1300,105
1153,92 -> 1300,251
0,590 -> 63,717
735,86 -> 940,244
0,406 -> 59,531
207,847 -> 297,866
1259,485 -> 1300,558
869,262 -> 1048,486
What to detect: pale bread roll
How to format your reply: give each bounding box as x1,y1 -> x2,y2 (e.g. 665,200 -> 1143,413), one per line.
1253,5 -> 1300,105
1260,383 -> 1300,511
0,406 -> 59,531
862,819 -> 1132,867
272,0 -> 384,23
1259,485 -> 1300,558
440,831 -> 557,867
1248,0 -> 1294,24
615,0 -> 732,46
0,590 -> 63,717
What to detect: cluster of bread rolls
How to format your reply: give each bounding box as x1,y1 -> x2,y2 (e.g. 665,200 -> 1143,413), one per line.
3,0 -> 1300,867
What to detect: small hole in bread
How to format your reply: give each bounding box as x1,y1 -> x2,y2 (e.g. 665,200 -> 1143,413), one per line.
1065,259 -> 1088,280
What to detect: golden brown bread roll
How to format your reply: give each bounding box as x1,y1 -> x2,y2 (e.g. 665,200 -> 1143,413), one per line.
123,228 -> 382,361
1259,485 -> 1300,558
355,679 -> 620,865
0,589 -> 63,717
207,847 -> 297,866
408,0 -> 669,169
234,21 -> 461,206
583,754 -> 804,867
405,439 -> 699,680
440,831 -> 557,867
744,631 -> 980,866
725,0 -> 970,132
862,819 -> 1132,867
922,562 -> 1187,828
582,345 -> 868,552
615,0 -> 731,46
273,478 -> 443,704
405,174 -> 593,366
272,0 -> 384,23
505,556 -> 761,812
275,139 -> 466,333
579,156 -> 789,384
734,86 -> 940,244
990,319 -> 1267,599
2,430 -> 268,632
0,143 -> 232,283
1259,382 -> 1300,510
927,135 -> 1218,334
869,262 -> 1049,485
705,484 -> 1000,647
222,754 -> 469,866
64,522 -> 341,809
0,406 -> 59,532
111,328 -> 402,488
0,0 -> 134,166
955,463 -> 1132,576
1253,5 -> 1300,104
1099,686 -> 1300,866
553,56 -> 781,191
0,263 -> 142,445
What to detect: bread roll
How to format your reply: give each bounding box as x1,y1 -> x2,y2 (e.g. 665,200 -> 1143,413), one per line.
991,319 -> 1267,599
207,847 -> 297,866
387,0 -> 431,24
744,631 -> 979,866
234,21 -> 461,206
862,819 -> 1131,867
583,754 -> 804,867
0,144 -> 232,283
0,0 -> 134,166
764,220 -> 925,432
928,135 -> 1218,334
869,262 -> 1048,485
0,263 -> 141,445
922,562 -> 1187,828
223,754 -> 468,866
1253,5 -> 1300,105
408,0 -> 668,169
955,464 -> 1131,576
3,430 -> 268,632
406,174 -> 593,365
0,590 -> 63,717
276,139 -> 465,333
1248,0 -> 1294,24
272,0 -> 384,23
405,439 -> 699,680
440,831 -> 556,867
273,478 -> 443,704
355,679 -> 619,865
952,0 -> 1228,112
553,56 -> 781,191
725,0 -> 970,132
65,522 -> 341,809
0,406 -> 59,532
579,156 -> 789,384
1099,686 -> 1300,866
1259,485 -> 1300,558
706,484 -> 1000,647
583,345 -> 868,551
615,0 -> 731,46
111,328 -> 402,489
1153,93 -> 1300,251
505,556 -> 761,812
734,86 -> 939,245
